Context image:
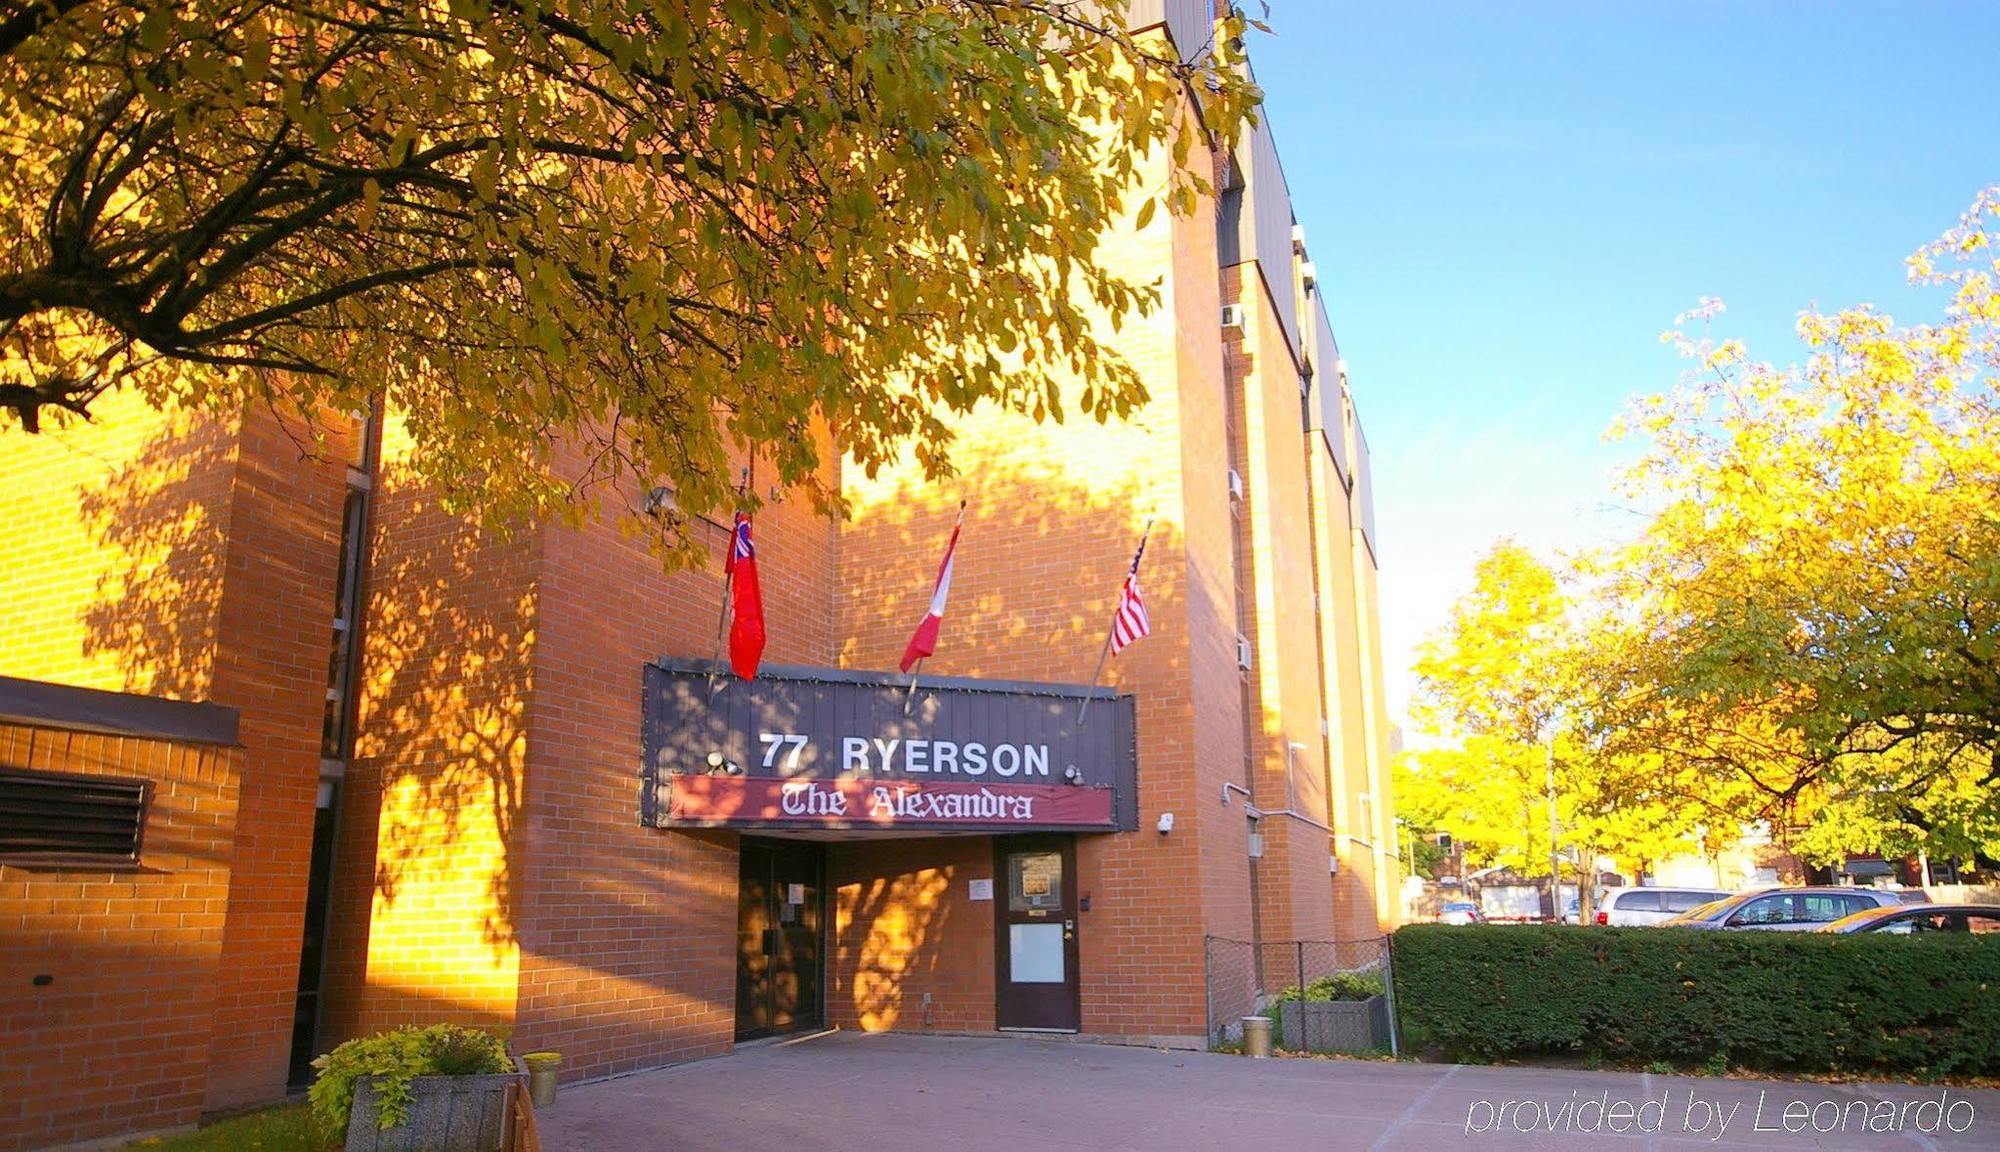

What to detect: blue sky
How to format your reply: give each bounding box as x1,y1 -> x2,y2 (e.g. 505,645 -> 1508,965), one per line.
1251,1 -> 2000,724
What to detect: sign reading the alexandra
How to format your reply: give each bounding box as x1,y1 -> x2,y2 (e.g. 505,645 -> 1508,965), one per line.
640,661 -> 1137,832
667,777 -> 1115,829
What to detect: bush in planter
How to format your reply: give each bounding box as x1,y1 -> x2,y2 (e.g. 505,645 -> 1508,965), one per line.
1270,971 -> 1389,1052
1271,971 -> 1385,1004
308,1023 -> 512,1145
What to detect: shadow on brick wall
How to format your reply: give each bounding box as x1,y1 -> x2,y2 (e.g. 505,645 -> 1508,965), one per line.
75,416 -> 238,699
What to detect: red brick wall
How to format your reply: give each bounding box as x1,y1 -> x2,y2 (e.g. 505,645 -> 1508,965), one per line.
0,727 -> 240,1151
322,411 -> 540,1046
0,396 -> 346,1131
831,114 -> 1229,1045
1220,262 -> 1338,948
826,837 -> 995,1033
202,407 -> 349,1110
509,439 -> 839,1082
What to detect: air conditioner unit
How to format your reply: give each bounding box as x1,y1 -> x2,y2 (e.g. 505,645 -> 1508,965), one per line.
1220,303 -> 1244,329
1290,222 -> 1306,254
1236,635 -> 1253,671
1227,468 -> 1244,502
1300,262 -> 1317,292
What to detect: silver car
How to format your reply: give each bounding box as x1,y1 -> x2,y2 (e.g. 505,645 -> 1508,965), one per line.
1593,887 -> 1732,926
1665,886 -> 1927,931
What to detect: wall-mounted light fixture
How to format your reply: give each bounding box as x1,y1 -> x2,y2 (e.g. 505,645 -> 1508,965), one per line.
1062,765 -> 1084,785
1156,812 -> 1175,836
704,751 -> 743,776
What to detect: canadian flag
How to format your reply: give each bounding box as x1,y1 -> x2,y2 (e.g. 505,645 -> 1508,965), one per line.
899,503 -> 965,673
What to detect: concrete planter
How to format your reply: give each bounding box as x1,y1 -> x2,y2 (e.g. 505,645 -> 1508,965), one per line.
346,1057 -> 526,1152
1276,995 -> 1389,1054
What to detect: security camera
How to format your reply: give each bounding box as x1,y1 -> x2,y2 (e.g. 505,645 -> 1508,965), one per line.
1156,812 -> 1175,835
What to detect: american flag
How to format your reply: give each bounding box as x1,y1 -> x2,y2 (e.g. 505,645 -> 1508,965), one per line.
1109,531 -> 1151,655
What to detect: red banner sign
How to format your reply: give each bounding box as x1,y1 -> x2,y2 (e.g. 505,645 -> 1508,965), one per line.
666,775 -> 1115,830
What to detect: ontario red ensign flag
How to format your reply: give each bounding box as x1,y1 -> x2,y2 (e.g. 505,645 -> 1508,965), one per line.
726,513 -> 766,679
899,505 -> 964,673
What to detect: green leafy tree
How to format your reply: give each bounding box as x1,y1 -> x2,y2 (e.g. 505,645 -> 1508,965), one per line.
1599,186 -> 2000,869
1405,543 -> 1711,911
0,0 -> 1259,561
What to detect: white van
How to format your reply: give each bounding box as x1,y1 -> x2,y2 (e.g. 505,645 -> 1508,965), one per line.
1594,887 -> 1732,926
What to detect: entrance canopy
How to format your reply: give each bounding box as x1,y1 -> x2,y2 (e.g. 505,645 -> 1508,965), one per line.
640,661 -> 1137,834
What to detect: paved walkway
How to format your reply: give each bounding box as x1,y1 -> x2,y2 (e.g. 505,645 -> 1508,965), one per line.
538,1032 -> 1999,1151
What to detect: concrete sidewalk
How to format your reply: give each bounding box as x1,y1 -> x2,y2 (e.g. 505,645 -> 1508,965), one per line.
536,1032 -> 1999,1151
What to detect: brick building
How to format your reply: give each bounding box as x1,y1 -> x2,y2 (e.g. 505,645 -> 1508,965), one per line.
0,8 -> 1396,1148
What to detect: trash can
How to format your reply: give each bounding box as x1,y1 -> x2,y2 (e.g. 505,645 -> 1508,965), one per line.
523,1052 -> 562,1109
1241,1015 -> 1272,1058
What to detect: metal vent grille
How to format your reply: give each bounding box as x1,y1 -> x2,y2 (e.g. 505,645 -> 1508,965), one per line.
0,768 -> 149,861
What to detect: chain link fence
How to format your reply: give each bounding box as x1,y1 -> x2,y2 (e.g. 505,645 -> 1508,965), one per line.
1203,935 -> 1390,1048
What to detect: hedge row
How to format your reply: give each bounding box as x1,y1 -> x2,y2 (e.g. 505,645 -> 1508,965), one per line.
1391,924 -> 2000,1076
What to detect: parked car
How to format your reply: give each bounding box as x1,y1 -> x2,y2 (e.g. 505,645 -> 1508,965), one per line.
1591,887 -> 1733,926
1438,901 -> 1483,925
1817,903 -> 2000,935
1664,886 -> 1928,931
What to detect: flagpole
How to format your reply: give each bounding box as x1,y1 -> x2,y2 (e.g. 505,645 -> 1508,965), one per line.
1077,519 -> 1152,726
1075,628 -> 1117,727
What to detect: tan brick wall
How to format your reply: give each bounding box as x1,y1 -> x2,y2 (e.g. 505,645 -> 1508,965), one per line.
1307,428 -> 1387,937
1221,263 -> 1338,948
0,726 -> 240,1151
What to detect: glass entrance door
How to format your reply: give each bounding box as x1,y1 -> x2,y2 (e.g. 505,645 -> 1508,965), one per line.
735,837 -> 824,1040
994,835 -> 1080,1031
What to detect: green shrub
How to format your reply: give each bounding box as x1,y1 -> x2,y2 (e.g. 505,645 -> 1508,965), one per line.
1271,971 -> 1386,1004
1391,924 -> 2000,1076
307,1024 -> 511,1145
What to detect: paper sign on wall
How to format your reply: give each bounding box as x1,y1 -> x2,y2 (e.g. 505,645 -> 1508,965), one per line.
787,883 -> 805,904
968,878 -> 994,901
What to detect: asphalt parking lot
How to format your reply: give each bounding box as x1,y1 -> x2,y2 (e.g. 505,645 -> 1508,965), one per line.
536,1031 -> 2000,1151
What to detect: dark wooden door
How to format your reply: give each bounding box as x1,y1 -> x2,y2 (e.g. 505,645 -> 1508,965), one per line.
994,835 -> 1080,1031
735,837 -> 824,1040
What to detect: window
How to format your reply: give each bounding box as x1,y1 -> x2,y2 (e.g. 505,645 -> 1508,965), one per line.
1730,895 -> 1790,925
1801,894 -> 1855,922
0,768 -> 149,865
1662,890 -> 1718,913
1008,852 -> 1064,913
1615,891 -> 1662,912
